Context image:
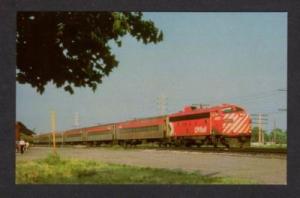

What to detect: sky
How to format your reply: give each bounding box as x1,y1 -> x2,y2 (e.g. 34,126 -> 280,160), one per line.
16,12 -> 287,133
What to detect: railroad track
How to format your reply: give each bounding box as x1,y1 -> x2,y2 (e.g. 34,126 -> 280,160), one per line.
112,145 -> 287,157
33,144 -> 287,156
153,146 -> 287,156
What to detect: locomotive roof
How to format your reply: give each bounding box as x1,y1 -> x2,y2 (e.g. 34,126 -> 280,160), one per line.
168,104 -> 244,117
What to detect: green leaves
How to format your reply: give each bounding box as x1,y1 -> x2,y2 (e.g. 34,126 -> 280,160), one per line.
64,85 -> 74,94
17,12 -> 163,94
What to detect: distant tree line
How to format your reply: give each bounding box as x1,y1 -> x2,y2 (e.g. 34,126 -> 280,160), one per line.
251,126 -> 287,144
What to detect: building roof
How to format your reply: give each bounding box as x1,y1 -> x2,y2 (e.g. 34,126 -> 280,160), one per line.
16,121 -> 36,136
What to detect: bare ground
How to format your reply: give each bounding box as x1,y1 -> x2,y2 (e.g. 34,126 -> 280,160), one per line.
16,146 -> 286,184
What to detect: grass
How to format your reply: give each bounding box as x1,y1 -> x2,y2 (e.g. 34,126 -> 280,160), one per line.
250,143 -> 287,149
16,153 -> 255,184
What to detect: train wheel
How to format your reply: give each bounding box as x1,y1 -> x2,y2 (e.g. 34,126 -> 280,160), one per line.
220,137 -> 230,149
238,136 -> 249,148
207,136 -> 218,148
122,141 -> 127,148
184,141 -> 192,147
197,140 -> 204,148
239,140 -> 244,148
213,143 -> 218,148
211,136 -> 219,148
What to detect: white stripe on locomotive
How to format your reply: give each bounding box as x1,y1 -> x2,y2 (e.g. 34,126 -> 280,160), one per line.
233,115 -> 249,133
223,114 -> 239,132
224,115 -> 243,133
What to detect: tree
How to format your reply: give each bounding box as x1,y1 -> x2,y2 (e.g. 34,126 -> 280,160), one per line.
251,126 -> 259,142
250,126 -> 268,143
270,128 -> 287,144
17,12 -> 163,94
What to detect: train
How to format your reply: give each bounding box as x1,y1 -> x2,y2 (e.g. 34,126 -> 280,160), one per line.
33,104 -> 252,148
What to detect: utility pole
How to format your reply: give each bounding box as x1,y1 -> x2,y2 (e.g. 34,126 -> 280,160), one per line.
251,113 -> 268,144
74,112 -> 80,128
278,88 -> 287,112
277,88 -> 287,144
157,94 -> 168,115
50,111 -> 57,153
258,113 -> 262,144
273,118 -> 277,143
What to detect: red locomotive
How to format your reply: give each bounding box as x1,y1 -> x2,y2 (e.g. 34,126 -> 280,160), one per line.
33,104 -> 252,148
167,104 -> 251,148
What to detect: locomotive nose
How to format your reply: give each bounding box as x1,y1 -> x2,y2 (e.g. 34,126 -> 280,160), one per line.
223,112 -> 251,134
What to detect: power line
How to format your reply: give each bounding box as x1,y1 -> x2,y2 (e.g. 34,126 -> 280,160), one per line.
277,88 -> 287,91
238,93 -> 282,104
251,113 -> 269,144
278,108 -> 287,112
172,89 -> 283,106
211,89 -> 281,104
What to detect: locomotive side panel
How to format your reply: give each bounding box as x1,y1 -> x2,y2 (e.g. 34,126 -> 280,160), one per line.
169,112 -> 211,137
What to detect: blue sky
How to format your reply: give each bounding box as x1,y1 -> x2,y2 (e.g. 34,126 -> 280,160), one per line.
16,12 -> 287,133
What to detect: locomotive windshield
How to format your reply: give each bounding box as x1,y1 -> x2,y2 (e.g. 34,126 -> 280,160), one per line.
235,107 -> 243,112
222,107 -> 233,113
222,106 -> 243,113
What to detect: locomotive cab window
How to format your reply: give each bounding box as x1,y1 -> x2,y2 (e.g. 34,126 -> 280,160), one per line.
235,107 -> 243,112
222,107 -> 243,113
222,107 -> 233,113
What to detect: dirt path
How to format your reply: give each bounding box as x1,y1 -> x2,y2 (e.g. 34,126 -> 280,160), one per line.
16,146 -> 286,184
